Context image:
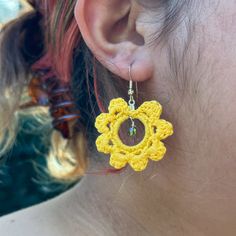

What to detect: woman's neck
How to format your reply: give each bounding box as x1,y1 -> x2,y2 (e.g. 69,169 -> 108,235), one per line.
67,166 -> 202,235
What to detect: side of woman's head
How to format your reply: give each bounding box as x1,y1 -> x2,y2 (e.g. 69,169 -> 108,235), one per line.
0,0 -> 235,232
0,0 -> 188,179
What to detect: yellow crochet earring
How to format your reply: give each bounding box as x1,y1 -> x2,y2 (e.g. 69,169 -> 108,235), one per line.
95,65 -> 174,171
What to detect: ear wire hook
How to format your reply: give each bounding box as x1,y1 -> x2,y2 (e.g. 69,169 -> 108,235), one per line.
128,65 -> 139,103
128,65 -> 136,110
128,64 -> 137,137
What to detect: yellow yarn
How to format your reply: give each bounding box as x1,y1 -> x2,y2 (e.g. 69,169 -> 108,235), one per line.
95,98 -> 174,171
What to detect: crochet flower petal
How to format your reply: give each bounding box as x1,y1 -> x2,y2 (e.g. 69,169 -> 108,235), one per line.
155,119 -> 174,140
95,133 -> 113,154
110,153 -> 127,169
149,141 -> 167,161
108,98 -> 129,115
137,101 -> 162,119
95,113 -> 111,133
129,157 -> 148,172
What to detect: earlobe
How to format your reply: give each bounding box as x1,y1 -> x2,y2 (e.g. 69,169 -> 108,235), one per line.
75,0 -> 154,81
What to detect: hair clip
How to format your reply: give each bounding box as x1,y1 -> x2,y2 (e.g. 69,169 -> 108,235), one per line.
20,70 -> 80,139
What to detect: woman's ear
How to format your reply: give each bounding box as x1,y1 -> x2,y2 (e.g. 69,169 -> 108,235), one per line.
74,0 -> 154,81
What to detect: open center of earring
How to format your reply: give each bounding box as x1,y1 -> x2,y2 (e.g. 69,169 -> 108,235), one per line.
118,118 -> 145,146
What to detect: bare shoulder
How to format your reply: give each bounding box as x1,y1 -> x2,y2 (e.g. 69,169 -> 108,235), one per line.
0,184 -> 84,236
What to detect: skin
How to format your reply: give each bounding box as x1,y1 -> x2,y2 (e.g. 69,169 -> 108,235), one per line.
0,0 -> 235,235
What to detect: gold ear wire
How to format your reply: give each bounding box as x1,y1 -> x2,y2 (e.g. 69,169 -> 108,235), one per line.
128,65 -> 136,111
128,64 -> 139,102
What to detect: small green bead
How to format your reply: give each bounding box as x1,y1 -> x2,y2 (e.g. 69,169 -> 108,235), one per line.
129,127 -> 137,136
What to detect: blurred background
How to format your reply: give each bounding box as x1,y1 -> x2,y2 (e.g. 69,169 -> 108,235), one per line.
0,0 -> 73,217
0,0 -> 31,27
